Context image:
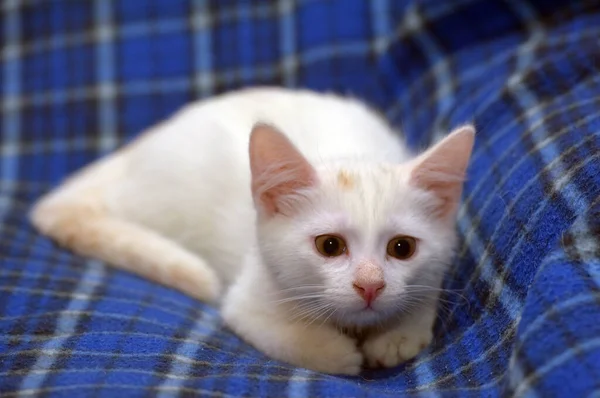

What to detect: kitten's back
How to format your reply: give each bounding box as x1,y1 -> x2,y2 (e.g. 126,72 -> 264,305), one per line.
30,87 -> 409,298
136,87 -> 408,164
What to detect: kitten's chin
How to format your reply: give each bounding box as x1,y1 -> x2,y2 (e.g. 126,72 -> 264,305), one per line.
332,307 -> 390,328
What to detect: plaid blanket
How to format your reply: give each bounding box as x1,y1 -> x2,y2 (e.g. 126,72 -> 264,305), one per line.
1,0 -> 599,396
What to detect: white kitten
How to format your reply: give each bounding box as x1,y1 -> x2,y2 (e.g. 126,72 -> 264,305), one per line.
30,87 -> 474,375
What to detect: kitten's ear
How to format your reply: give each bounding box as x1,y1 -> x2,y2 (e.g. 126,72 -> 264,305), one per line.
410,125 -> 475,219
249,123 -> 317,217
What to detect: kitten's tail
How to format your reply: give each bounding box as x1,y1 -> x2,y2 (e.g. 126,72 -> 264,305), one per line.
29,154 -> 221,303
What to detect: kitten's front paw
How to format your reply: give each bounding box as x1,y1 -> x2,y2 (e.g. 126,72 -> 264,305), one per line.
303,332 -> 363,375
362,326 -> 432,368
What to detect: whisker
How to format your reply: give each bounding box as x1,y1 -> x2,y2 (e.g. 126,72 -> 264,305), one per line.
404,286 -> 469,303
288,301 -> 326,316
405,284 -> 461,291
271,285 -> 326,293
288,302 -> 331,323
304,305 -> 335,328
293,307 -> 328,325
270,294 -> 328,305
319,307 -> 338,327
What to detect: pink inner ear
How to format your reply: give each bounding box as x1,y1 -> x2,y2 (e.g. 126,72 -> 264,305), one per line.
249,123 -> 317,216
410,125 -> 475,218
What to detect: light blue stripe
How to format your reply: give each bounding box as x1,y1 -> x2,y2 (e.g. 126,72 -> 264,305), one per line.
404,5 -> 453,135
458,107 -> 600,257
95,0 -> 117,153
511,84 -> 588,210
1,0 -> 476,66
586,260 -> 600,288
458,215 -> 521,316
301,41 -> 369,64
414,361 -> 439,396
192,1 -> 214,96
455,87 -> 593,323
6,40 -> 372,111
18,262 -> 106,391
370,0 -> 391,54
462,90 -> 598,258
506,0 -> 544,72
238,3 -> 255,83
286,368 -> 311,398
220,41 -> 370,87
518,293 -> 600,345
120,18 -> 184,37
371,0 -> 390,36
513,337 -> 600,397
1,0 -> 21,189
456,136 -> 600,327
456,74 -> 600,224
0,194 -> 10,266
0,4 -> 277,63
393,0 -> 543,134
279,0 -> 297,87
508,361 -> 532,397
156,312 -> 218,398
2,137 -> 96,156
387,27 -> 600,122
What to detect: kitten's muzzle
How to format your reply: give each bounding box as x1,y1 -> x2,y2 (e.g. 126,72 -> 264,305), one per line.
352,280 -> 385,306
353,261 -> 386,306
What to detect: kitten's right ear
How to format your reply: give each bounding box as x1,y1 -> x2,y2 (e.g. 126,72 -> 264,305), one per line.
409,124 -> 475,219
249,123 -> 317,217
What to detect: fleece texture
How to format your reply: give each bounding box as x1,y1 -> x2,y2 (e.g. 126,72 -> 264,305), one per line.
1,0 -> 599,396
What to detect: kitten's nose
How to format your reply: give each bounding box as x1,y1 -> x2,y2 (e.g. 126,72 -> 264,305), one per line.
353,280 -> 385,305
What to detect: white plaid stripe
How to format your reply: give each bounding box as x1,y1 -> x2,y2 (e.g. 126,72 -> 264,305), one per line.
287,368 -> 312,398
95,0 -> 118,153
1,0 -> 21,194
404,4 -> 454,139
17,261 -> 107,392
155,311 -> 219,397
386,27 -> 600,124
512,337 -> 600,397
2,1 -> 599,396
457,77 -> 600,225
278,0 -> 298,88
192,1 -> 215,97
518,293 -> 600,346
506,0 -> 545,79
458,103 -> 600,276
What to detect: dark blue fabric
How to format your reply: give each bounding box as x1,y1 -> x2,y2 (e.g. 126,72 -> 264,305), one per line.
1,0 -> 599,396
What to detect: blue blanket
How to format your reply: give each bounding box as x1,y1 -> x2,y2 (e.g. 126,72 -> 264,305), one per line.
1,0 -> 599,396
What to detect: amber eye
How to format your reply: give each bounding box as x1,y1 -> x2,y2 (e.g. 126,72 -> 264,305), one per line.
315,235 -> 347,257
386,236 -> 417,260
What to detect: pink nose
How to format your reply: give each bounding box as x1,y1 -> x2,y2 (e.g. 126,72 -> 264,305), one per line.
353,280 -> 385,304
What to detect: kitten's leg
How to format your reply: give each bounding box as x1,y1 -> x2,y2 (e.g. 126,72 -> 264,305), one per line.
32,202 -> 221,302
30,156 -> 221,303
361,302 -> 436,368
221,276 -> 363,375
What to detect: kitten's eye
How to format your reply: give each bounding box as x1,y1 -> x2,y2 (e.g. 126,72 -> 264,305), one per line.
387,236 -> 417,260
315,235 -> 347,257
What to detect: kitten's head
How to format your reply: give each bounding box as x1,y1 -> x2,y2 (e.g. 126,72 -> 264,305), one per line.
249,123 -> 474,327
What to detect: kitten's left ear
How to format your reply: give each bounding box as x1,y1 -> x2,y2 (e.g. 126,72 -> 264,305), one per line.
410,125 -> 475,219
249,123 -> 318,217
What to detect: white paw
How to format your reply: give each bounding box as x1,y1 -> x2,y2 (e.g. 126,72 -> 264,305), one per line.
362,326 -> 432,368
222,298 -> 363,375
300,332 -> 363,375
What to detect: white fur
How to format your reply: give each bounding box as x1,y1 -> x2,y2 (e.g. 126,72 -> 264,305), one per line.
30,87 -> 473,374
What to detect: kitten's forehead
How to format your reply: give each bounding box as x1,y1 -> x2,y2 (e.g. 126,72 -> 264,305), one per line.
322,162 -> 407,193
315,163 -> 422,230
